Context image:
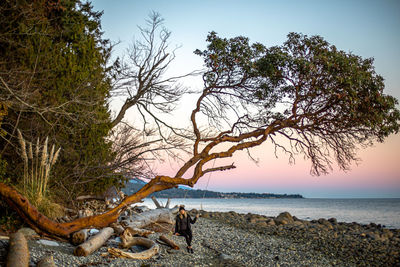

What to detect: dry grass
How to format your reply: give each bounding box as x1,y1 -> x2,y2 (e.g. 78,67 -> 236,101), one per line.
16,130 -> 63,219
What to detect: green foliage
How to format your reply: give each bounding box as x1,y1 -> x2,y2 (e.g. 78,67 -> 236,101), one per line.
195,32 -> 400,174
0,0 -> 117,199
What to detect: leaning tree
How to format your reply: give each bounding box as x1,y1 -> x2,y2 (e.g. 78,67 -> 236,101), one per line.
0,32 -> 399,240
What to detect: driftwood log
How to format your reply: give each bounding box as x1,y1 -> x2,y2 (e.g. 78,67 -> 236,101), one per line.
110,223 -> 125,235
165,198 -> 171,208
121,207 -> 177,229
37,255 -> 56,267
159,235 -> 179,250
108,237 -> 159,259
74,227 -> 114,256
151,196 -> 162,209
6,232 -> 29,267
71,229 -> 89,245
120,227 -> 155,248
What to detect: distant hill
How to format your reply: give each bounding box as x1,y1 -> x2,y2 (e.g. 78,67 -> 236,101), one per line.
122,178 -> 303,199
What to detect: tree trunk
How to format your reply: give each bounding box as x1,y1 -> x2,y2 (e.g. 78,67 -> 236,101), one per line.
159,235 -> 179,250
108,237 -> 159,259
6,232 -> 29,267
0,180 -> 174,240
74,227 -> 114,257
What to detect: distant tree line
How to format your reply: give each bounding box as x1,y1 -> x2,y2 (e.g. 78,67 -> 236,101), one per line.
122,181 -> 303,199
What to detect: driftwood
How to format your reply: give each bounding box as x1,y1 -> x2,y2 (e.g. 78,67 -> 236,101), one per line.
151,196 -> 162,209
120,227 -> 154,248
75,195 -> 104,201
71,229 -> 89,245
110,223 -> 125,235
165,198 -> 171,208
108,237 -> 159,259
37,255 -> 56,267
6,232 -> 29,267
159,235 -> 179,250
74,227 -> 114,256
121,207 -> 177,229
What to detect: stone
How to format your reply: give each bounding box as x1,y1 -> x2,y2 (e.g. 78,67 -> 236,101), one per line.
248,216 -> 259,224
366,232 -> 382,241
256,221 -> 268,228
274,212 -> 294,225
293,221 -> 304,227
89,229 -> 100,235
201,212 -> 210,218
382,229 -> 394,239
328,217 -> 338,225
37,239 -> 60,247
219,253 -> 234,261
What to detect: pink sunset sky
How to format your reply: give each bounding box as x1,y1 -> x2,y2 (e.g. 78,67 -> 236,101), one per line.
92,0 -> 400,198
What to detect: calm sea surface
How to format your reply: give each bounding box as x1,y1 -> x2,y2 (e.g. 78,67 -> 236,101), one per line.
141,198 -> 400,229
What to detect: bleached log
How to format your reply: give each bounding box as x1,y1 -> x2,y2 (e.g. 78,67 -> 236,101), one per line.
159,235 -> 179,250
74,227 -> 114,256
165,198 -> 171,208
37,255 -> 56,267
6,232 -> 29,267
120,208 -> 176,229
75,195 -> 104,201
71,229 -> 89,245
108,237 -> 159,259
151,196 -> 162,209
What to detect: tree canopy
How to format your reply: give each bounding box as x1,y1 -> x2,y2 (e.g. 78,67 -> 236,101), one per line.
190,32 -> 400,176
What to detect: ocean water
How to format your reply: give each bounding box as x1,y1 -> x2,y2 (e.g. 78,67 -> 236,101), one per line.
141,198 -> 400,229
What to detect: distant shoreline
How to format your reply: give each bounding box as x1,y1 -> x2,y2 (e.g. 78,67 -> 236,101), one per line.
124,179 -> 303,199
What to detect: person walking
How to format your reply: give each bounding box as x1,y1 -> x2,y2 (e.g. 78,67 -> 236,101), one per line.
174,205 -> 199,253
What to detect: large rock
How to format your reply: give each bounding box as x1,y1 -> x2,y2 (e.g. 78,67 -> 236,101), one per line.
274,212 -> 294,225
318,218 -> 333,230
328,217 -> 338,225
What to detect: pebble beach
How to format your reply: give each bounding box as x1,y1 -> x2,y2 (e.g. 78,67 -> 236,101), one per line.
1,209 -> 399,266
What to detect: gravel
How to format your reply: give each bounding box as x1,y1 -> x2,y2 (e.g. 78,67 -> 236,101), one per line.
1,210 -> 399,266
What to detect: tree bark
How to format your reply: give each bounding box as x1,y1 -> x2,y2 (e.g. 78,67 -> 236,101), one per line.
74,227 -> 114,257
108,237 -> 159,259
0,180 -> 174,240
6,232 -> 29,267
159,235 -> 179,250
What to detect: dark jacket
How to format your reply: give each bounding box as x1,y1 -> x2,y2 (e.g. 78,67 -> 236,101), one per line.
175,213 -> 197,233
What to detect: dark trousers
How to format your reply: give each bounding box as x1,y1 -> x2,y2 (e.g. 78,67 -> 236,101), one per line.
178,230 -> 192,246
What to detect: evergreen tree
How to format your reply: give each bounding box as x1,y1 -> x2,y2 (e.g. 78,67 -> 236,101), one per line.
0,0 -> 118,199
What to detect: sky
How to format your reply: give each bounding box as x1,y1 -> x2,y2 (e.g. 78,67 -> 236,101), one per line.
91,0 -> 400,198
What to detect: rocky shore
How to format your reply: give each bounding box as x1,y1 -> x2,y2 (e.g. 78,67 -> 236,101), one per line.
1,209 -> 399,266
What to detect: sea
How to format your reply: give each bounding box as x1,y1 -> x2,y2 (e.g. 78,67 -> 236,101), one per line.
141,198 -> 400,229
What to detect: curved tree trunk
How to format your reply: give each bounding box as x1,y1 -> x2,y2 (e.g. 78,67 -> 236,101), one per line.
0,179 -> 174,240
